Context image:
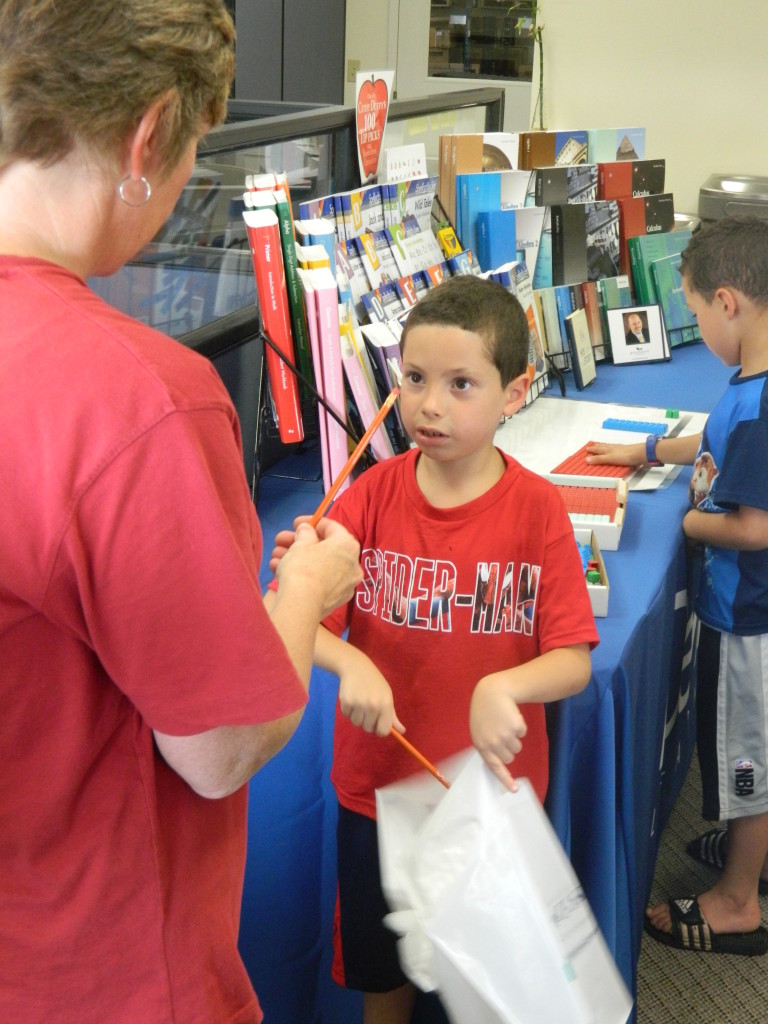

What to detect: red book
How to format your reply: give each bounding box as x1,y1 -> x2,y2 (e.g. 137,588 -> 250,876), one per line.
597,159 -> 665,200
616,192 -> 675,274
580,280 -> 605,356
243,208 -> 304,444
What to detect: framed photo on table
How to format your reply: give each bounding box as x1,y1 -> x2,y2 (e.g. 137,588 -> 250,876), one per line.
607,304 -> 670,365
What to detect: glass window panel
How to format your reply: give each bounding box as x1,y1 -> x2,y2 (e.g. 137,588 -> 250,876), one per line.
429,1 -> 536,82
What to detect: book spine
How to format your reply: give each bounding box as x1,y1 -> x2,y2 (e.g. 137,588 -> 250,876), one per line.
311,270 -> 349,491
273,189 -> 314,389
568,282 -> 585,311
533,289 -> 548,354
339,191 -> 357,240
597,162 -> 632,200
438,135 -> 451,226
449,136 -> 459,233
339,321 -> 394,462
627,236 -> 647,304
534,170 -> 544,206
476,212 -> 491,273
458,175 -> 470,252
538,286 -> 564,360
597,163 -> 607,199
550,205 -> 565,286
360,329 -> 408,449
521,133 -> 532,171
243,209 -> 304,444
531,209 -> 552,289
564,315 -> 582,389
381,183 -> 395,228
617,196 -> 647,274
581,280 -> 606,358
296,268 -> 330,492
554,284 -> 574,354
307,221 -> 337,273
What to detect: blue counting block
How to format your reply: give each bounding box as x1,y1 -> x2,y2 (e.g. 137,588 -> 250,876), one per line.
577,542 -> 592,573
601,418 -> 667,434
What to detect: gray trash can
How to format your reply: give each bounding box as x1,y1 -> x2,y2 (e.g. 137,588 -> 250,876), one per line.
699,173 -> 768,222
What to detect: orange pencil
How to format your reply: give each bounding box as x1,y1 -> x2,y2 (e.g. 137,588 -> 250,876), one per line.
390,727 -> 450,789
268,388 -> 399,593
310,388 -> 399,526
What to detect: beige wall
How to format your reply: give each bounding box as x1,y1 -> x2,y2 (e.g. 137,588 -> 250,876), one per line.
345,0 -> 768,216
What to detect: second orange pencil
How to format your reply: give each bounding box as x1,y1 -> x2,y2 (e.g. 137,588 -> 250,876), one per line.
310,387 -> 399,526
390,727 -> 451,789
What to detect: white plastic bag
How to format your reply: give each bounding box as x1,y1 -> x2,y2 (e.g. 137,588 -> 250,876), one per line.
376,750 -> 633,1024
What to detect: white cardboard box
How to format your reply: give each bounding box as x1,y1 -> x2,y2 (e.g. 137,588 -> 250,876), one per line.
547,474 -> 628,551
574,527 -> 609,617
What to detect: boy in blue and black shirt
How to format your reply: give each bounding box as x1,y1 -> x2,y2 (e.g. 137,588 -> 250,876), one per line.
587,215 -> 768,957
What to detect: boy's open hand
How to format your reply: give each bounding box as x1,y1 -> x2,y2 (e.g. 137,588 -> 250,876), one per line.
585,440 -> 645,467
469,675 -> 528,792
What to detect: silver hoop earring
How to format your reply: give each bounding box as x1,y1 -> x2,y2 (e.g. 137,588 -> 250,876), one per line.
118,175 -> 152,207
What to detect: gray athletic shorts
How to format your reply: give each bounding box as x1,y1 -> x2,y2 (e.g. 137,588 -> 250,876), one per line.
697,622 -> 768,821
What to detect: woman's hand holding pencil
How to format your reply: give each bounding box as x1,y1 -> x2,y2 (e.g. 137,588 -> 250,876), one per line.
269,389 -> 399,578
272,518 -> 363,618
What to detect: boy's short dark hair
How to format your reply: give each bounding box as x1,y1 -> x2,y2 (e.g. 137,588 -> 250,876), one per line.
400,275 -> 530,385
680,216 -> 768,306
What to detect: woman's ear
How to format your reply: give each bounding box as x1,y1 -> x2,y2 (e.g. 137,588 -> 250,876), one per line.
124,90 -> 175,181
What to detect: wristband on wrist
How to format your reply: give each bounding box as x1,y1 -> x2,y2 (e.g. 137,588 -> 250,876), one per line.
645,433 -> 664,466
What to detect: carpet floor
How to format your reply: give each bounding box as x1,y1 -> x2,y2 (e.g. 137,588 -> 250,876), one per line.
636,753 -> 768,1022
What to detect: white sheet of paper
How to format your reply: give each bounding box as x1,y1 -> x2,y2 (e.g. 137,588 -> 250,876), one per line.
496,396 -> 707,491
376,751 -> 633,1024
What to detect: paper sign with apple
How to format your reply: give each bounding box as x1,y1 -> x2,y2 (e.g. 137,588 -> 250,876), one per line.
355,70 -> 394,183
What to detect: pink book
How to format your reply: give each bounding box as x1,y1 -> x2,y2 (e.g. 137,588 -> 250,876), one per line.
309,267 -> 349,494
296,268 -> 331,492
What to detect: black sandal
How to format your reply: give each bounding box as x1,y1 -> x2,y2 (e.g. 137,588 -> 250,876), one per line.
645,896 -> 768,956
685,828 -> 768,895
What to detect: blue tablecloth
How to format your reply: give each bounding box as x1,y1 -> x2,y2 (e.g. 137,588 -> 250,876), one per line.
241,343 -> 733,1024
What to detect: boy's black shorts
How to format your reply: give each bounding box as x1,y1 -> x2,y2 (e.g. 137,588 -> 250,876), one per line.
332,803 -> 408,993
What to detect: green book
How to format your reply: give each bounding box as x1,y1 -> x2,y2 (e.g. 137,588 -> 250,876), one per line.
650,252 -> 702,347
273,187 -> 314,389
595,274 -> 633,339
628,229 -> 691,305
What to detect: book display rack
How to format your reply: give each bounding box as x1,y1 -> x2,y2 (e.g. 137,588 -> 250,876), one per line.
88,93 -> 700,519
439,123 -> 702,400
87,88 -> 506,498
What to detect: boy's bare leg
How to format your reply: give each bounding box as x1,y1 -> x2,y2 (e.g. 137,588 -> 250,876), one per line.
363,982 -> 416,1024
649,810 -> 768,934
711,822 -> 768,880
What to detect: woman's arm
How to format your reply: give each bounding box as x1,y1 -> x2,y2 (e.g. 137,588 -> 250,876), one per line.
154,520 -> 362,799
